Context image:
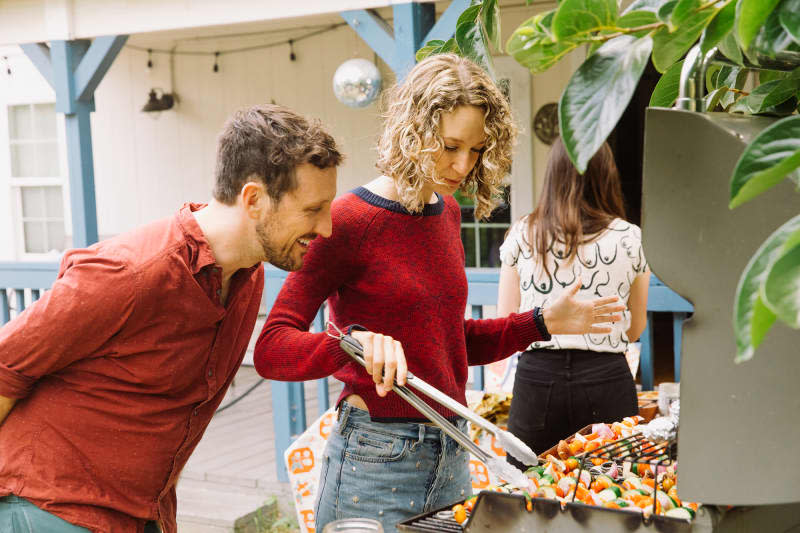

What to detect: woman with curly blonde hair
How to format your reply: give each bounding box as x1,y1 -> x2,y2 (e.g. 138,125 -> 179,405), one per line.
255,54 -> 622,533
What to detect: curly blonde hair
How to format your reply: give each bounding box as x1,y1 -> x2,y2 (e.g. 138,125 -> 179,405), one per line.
376,54 -> 517,220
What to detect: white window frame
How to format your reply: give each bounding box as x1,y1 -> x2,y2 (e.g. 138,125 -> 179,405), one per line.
3,100 -> 70,261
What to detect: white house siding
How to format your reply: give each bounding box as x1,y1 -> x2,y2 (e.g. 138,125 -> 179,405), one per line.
0,3 -> 583,260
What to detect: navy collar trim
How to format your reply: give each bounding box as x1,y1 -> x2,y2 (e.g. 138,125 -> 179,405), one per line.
351,187 -> 444,216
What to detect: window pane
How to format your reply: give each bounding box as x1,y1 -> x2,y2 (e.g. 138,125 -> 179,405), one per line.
33,103 -> 57,138
486,202 -> 511,224
486,186 -> 511,223
461,226 -> 477,268
480,226 -> 510,268
36,142 -> 60,176
460,205 -> 475,223
24,221 -> 46,253
8,105 -> 33,140
44,186 -> 64,218
46,221 -> 66,252
10,144 -> 37,177
21,187 -> 45,218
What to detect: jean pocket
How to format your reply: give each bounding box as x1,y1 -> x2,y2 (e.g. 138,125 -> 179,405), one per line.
343,427 -> 409,463
509,378 -> 553,432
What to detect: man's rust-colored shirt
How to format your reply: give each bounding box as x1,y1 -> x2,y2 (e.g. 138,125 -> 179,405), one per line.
0,204 -> 264,533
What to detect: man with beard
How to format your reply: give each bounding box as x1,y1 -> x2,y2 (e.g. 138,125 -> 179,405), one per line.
0,104 -> 341,533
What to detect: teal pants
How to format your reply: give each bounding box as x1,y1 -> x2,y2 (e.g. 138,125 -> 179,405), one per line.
0,495 -> 161,532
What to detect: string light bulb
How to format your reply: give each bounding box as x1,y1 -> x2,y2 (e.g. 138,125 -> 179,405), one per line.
147,49 -> 153,71
2,56 -> 10,76
213,52 -> 219,73
289,40 -> 296,62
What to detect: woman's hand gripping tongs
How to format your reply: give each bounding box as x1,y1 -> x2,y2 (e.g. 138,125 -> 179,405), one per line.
326,322 -> 536,488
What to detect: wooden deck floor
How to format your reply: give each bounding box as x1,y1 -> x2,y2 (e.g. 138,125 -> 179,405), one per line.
176,364 -> 342,531
182,366 -> 342,488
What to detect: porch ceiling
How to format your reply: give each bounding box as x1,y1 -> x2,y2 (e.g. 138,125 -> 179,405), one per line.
0,0 -> 439,46
124,7 -> 389,51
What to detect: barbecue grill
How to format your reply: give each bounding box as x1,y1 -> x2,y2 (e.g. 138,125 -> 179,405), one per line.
400,45 -> 800,532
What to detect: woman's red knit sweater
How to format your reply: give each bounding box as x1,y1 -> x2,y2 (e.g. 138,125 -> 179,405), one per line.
254,188 -> 546,420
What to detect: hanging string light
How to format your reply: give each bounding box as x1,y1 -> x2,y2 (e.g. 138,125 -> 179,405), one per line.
127,22 -> 345,63
2,56 -> 10,76
147,49 -> 153,70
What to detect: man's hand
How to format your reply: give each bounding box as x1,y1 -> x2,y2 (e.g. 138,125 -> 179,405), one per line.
350,331 -> 408,397
543,283 -> 626,335
0,395 -> 17,426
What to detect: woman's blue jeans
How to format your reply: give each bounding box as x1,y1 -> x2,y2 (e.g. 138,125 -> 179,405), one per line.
314,402 -> 472,533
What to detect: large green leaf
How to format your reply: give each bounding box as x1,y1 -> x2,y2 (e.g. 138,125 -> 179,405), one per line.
735,77 -> 800,114
737,0 -> 782,50
416,40 -> 445,61
481,0 -> 502,52
780,0 -> 800,45
507,13 -> 580,73
657,0 -> 678,24
455,5 -> 496,77
706,63 -> 721,92
749,4 -> 797,59
763,236 -> 800,328
760,70 -> 792,83
649,59 -> 684,107
700,0 -> 736,53
705,85 -> 729,110
670,0 -> 702,27
714,64 -> 748,91
552,0 -> 618,42
730,115 -> 800,208
651,2 -> 719,72
714,65 -> 747,108
618,9 -> 660,32
624,0 -> 671,14
559,35 -> 653,172
717,31 -> 744,65
733,216 -> 800,362
588,10 -> 660,55
416,38 -> 459,61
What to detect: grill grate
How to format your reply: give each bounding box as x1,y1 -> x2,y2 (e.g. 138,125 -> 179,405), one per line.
583,432 -> 676,466
573,432 -> 677,519
397,506 -> 464,532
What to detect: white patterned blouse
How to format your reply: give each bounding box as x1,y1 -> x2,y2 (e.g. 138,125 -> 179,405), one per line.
499,216 -> 650,353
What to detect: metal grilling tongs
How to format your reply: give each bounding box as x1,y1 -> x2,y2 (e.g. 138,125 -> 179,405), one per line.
326,322 -> 536,488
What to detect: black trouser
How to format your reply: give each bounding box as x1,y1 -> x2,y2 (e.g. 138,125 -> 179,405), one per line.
506,348 -> 637,469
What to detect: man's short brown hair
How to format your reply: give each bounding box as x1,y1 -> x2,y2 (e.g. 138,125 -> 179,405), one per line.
214,104 -> 342,204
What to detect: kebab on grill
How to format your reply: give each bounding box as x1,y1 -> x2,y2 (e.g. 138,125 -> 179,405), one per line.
450,415 -> 700,525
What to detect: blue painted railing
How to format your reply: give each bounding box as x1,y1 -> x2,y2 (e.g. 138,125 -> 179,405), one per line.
0,262 -> 60,326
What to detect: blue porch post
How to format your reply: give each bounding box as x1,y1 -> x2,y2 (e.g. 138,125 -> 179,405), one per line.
638,276 -> 694,390
21,36 -> 128,248
341,0 -> 470,78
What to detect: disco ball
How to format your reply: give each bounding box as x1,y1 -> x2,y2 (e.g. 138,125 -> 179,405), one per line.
332,58 -> 382,108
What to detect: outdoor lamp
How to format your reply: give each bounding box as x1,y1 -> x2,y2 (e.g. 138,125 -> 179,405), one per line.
141,88 -> 175,112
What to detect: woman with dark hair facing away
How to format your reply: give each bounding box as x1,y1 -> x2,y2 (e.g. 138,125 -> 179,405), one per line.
497,137 -> 650,467
254,55 -> 625,533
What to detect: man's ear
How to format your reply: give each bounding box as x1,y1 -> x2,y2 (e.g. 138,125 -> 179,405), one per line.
240,181 -> 270,219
